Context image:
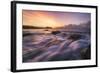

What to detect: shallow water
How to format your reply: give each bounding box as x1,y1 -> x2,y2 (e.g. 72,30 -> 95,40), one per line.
23,29 -> 90,62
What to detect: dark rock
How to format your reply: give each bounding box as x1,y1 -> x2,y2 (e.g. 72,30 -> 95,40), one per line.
67,34 -> 82,41
51,31 -> 61,35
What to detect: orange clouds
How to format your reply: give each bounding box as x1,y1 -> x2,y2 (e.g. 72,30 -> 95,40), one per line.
22,10 -> 64,28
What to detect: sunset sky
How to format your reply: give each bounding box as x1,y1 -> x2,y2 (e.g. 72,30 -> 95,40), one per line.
22,10 -> 91,28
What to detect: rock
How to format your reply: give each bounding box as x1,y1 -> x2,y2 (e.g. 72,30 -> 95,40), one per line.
68,39 -> 90,51
31,51 -> 52,62
67,34 -> 82,41
51,31 -> 61,35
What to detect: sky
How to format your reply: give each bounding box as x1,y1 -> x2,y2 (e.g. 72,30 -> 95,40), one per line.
22,10 -> 91,28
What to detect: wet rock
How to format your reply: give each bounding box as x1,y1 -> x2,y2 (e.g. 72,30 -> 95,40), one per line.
23,49 -> 43,62
67,34 -> 82,40
51,31 -> 61,35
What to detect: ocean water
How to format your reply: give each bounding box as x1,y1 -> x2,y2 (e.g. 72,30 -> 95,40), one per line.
22,29 -> 91,63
